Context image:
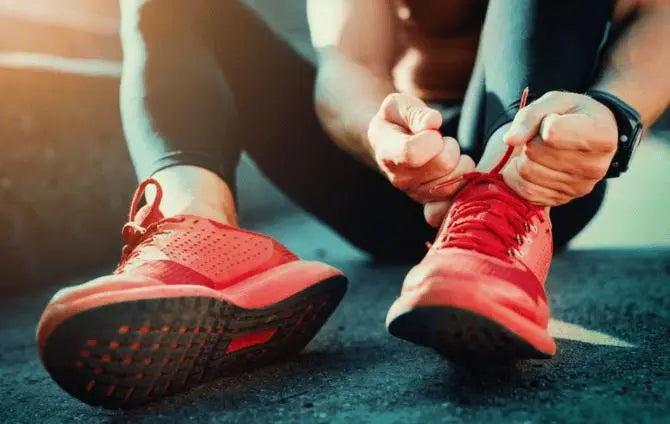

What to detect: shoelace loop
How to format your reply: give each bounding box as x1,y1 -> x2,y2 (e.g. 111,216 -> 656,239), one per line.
430,87 -> 544,261
119,178 -> 163,263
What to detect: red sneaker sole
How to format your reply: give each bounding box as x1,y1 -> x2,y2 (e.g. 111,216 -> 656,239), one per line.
387,306 -> 553,361
386,277 -> 556,360
40,275 -> 346,409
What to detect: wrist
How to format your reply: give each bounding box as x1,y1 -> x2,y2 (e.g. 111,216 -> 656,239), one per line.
585,89 -> 643,178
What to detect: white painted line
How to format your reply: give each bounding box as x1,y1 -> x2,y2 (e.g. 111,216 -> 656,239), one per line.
0,52 -> 121,78
549,319 -> 636,348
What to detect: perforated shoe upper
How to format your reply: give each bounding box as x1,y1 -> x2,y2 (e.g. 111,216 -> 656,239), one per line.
111,178 -> 297,290
116,215 -> 298,290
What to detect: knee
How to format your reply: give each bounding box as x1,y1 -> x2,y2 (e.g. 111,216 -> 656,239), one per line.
120,0 -> 224,49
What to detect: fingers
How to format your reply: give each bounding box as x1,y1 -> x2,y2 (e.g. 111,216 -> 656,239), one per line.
424,201 -> 452,228
389,138 -> 466,202
525,137 -> 611,179
423,154 -> 476,198
406,154 -> 475,204
502,157 -> 572,206
540,113 -> 617,152
369,111 -> 444,168
407,137 -> 460,181
504,91 -> 577,146
379,93 -> 443,133
370,92 -> 445,171
514,154 -> 596,198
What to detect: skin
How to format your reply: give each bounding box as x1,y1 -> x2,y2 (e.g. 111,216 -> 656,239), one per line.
309,0 -> 670,226
122,0 -> 670,230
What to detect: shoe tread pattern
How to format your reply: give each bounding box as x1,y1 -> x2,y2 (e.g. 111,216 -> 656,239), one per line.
42,276 -> 347,408
388,306 -> 551,361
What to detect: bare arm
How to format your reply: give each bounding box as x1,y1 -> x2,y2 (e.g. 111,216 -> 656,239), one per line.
307,0 -> 398,167
595,1 -> 670,125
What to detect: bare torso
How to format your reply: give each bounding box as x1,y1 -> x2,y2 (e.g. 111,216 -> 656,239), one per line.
391,0 -> 487,101
390,0 -> 634,101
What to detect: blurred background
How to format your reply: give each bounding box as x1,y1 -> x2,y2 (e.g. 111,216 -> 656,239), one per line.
1,0 -> 669,293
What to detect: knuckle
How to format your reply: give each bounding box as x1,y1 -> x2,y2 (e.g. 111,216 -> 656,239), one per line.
543,91 -> 561,101
517,182 -> 535,199
380,93 -> 402,114
398,142 -> 415,166
524,140 -> 542,159
367,116 -> 382,139
405,106 -> 423,126
388,173 -> 409,189
442,152 -> 460,172
540,117 -> 559,142
552,197 -> 567,206
579,180 -> 596,196
424,208 -> 440,227
584,163 -> 607,180
560,182 -> 578,198
603,134 -> 618,152
461,154 -> 476,170
518,162 -> 534,181
517,108 -> 538,124
386,92 -> 403,105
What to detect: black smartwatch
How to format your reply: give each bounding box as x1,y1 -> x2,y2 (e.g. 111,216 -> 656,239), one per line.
585,89 -> 643,178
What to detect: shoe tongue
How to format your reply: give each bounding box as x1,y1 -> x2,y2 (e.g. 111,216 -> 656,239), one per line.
132,203 -> 164,227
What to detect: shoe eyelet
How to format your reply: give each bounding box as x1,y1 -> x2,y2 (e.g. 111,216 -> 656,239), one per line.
508,247 -> 525,258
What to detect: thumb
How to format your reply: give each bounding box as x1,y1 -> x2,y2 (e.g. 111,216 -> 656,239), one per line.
404,104 -> 443,134
503,107 -> 543,147
503,91 -> 575,146
381,93 -> 442,134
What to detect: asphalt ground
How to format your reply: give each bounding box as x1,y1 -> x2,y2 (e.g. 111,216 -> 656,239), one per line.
1,241 -> 668,423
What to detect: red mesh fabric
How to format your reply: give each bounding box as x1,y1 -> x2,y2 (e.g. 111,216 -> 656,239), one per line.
119,217 -> 297,289
115,178 -> 298,289
128,260 -> 214,287
518,215 -> 553,284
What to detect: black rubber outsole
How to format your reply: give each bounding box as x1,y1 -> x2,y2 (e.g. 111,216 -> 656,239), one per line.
387,306 -> 552,362
42,276 -> 347,409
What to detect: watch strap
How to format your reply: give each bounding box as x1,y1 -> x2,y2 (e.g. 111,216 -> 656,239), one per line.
584,89 -> 642,178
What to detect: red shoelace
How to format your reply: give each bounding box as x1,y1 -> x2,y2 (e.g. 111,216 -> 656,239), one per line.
430,87 -> 545,261
118,178 -> 165,265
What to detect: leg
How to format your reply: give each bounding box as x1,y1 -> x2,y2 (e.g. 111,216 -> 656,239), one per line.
37,2 -> 354,407
387,0 -> 614,359
459,0 -> 612,248
122,0 -> 433,261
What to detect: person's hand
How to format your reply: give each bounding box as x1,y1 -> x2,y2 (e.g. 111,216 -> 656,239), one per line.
502,91 -> 618,206
367,93 -> 475,211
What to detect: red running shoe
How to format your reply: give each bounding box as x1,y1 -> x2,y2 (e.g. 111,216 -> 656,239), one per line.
386,89 -> 556,360
37,179 -> 347,408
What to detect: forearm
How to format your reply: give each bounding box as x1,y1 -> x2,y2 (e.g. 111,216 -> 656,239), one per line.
593,5 -> 670,125
314,50 -> 396,168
